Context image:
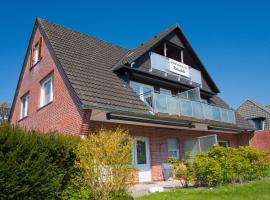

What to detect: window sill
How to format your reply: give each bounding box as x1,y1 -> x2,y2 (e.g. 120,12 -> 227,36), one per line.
37,101 -> 53,112
18,116 -> 28,122
30,58 -> 42,70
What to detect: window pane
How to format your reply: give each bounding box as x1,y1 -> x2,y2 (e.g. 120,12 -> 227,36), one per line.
130,82 -> 140,95
168,151 -> 178,159
137,140 -> 147,164
184,138 -> 199,157
200,136 -> 216,152
41,77 -> 53,107
21,96 -> 29,118
168,139 -> 177,149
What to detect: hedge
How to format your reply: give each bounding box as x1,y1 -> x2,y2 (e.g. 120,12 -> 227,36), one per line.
170,145 -> 270,187
0,124 -> 79,199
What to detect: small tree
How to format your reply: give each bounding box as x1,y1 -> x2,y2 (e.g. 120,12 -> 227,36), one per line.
76,128 -> 135,200
0,101 -> 10,108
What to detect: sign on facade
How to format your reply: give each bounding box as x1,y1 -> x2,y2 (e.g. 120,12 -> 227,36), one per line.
168,58 -> 190,77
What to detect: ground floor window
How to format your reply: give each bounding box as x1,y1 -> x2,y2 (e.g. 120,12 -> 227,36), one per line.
184,135 -> 217,157
218,140 -> 229,147
167,138 -> 180,160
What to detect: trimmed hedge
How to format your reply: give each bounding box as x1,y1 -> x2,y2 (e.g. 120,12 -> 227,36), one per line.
0,124 -> 79,199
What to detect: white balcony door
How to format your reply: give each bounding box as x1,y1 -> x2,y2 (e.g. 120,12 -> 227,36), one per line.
133,137 -> 152,183
184,135 -> 217,157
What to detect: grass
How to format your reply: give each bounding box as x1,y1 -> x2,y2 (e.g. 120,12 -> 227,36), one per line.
137,179 -> 270,200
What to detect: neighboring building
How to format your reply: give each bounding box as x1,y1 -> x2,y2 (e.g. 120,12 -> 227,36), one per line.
237,100 -> 270,151
10,19 -> 253,183
0,106 -> 10,124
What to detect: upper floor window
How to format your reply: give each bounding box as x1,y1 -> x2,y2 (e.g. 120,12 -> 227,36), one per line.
21,95 -> 29,119
130,81 -> 153,99
160,88 -> 172,96
168,138 -> 180,160
249,118 -> 265,130
31,37 -> 43,66
40,76 -> 53,107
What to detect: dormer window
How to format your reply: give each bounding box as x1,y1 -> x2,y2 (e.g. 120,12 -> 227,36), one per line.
249,117 -> 265,130
31,37 -> 43,67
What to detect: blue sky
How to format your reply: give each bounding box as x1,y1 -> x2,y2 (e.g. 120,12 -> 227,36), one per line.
0,0 -> 269,108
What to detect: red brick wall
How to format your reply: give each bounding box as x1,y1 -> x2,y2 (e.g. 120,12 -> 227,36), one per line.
89,120 -> 248,182
250,131 -> 270,151
11,27 -> 84,135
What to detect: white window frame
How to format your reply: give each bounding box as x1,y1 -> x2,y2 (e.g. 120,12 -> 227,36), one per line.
167,138 -> 180,160
40,76 -> 53,107
218,140 -> 229,147
20,95 -> 29,119
184,134 -> 218,157
33,42 -> 40,65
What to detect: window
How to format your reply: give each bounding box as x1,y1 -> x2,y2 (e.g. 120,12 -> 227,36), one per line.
21,95 -> 29,119
160,88 -> 172,96
168,138 -> 180,160
218,140 -> 229,147
40,76 -> 53,107
249,118 -> 265,130
129,81 -> 153,104
31,37 -> 42,66
184,135 -> 217,157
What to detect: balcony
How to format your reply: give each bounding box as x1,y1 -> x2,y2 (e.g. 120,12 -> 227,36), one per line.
141,91 -> 236,124
150,52 -> 202,87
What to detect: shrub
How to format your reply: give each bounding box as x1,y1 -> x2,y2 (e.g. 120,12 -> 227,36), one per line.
168,157 -> 187,180
171,146 -> 270,187
0,124 -> 79,199
75,128 -> 135,200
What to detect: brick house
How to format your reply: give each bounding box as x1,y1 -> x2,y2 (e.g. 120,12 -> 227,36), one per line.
237,100 -> 270,150
10,19 -> 254,183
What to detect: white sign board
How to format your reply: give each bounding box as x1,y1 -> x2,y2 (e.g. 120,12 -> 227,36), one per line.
168,58 -> 190,77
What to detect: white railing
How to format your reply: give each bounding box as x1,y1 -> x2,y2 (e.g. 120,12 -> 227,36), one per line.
150,52 -> 202,86
142,92 -> 236,124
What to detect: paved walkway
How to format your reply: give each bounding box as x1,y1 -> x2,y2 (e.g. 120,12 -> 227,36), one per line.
131,180 -> 184,198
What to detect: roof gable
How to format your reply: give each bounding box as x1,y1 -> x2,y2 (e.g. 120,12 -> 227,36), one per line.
117,25 -> 220,93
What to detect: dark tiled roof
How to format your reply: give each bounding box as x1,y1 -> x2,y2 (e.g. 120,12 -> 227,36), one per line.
248,100 -> 270,114
38,19 -> 149,114
119,25 -> 178,65
209,96 -> 253,130
37,19 -> 252,130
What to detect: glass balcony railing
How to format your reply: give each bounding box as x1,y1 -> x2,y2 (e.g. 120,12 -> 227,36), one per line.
150,52 -> 202,87
141,91 -> 236,124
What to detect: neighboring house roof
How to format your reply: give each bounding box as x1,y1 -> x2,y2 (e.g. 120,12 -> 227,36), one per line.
266,105 -> 270,109
246,100 -> 270,115
11,19 -> 253,131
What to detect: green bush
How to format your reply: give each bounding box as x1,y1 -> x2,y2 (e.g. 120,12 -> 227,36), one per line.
0,124 -> 79,199
75,128 -> 135,200
170,146 -> 270,187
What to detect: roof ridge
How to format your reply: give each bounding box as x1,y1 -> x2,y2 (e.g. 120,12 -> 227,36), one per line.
37,18 -> 129,52
247,100 -> 270,114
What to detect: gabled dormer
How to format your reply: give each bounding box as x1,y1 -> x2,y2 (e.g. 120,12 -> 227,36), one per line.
114,25 -> 236,124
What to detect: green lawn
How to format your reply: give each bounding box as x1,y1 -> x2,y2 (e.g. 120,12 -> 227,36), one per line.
137,179 -> 270,200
